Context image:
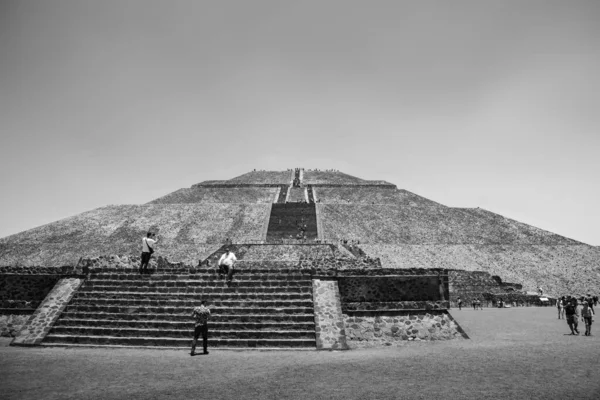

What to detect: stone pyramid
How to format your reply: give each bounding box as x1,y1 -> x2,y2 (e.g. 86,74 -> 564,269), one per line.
1,168 -> 599,296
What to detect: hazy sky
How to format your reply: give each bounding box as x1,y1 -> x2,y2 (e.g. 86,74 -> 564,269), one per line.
1,1 -> 599,245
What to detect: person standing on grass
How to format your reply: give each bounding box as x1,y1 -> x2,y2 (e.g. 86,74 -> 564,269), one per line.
581,300 -> 594,336
218,248 -> 237,285
585,294 -> 594,313
190,300 -> 210,356
476,298 -> 483,310
457,297 -> 463,310
140,232 -> 157,275
565,298 -> 580,335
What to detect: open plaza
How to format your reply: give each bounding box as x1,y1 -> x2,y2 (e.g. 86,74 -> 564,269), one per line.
2,307 -> 599,400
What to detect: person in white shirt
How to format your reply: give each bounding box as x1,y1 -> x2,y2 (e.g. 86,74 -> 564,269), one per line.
140,232 -> 157,275
218,248 -> 237,285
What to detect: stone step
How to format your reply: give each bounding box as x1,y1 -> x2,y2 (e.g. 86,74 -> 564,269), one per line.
49,326 -> 316,339
83,279 -> 311,288
79,285 -> 312,294
59,312 -> 315,323
73,291 -> 312,301
86,273 -> 310,281
67,298 -> 314,308
42,335 -> 316,348
88,267 -> 309,275
63,305 -> 314,315
53,318 -> 315,331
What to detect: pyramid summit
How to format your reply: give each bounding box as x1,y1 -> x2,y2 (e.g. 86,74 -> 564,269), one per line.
1,168 -> 598,296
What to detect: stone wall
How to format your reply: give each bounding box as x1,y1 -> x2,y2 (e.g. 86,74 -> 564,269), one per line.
312,279 -> 348,350
342,301 -> 449,312
12,277 -> 84,346
0,275 -> 59,309
449,270 -> 524,307
203,244 -> 340,262
0,314 -> 31,337
0,266 -> 80,275
343,311 -> 465,348
338,276 -> 445,303
0,267 -> 80,338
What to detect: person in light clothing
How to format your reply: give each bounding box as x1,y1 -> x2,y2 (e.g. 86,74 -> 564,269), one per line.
218,248 -> 237,285
581,300 -> 594,336
139,232 -> 157,275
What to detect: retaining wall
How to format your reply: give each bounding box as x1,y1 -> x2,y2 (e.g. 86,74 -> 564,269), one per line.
343,311 -> 465,348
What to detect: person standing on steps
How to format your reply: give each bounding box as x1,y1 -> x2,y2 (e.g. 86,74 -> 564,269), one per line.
191,300 -> 210,356
140,232 -> 157,275
218,248 -> 237,285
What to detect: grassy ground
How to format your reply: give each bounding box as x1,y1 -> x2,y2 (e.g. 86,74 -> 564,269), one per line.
1,307 -> 599,400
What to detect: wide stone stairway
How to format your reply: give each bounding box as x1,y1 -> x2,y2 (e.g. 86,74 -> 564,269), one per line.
42,262 -> 316,349
266,203 -> 318,241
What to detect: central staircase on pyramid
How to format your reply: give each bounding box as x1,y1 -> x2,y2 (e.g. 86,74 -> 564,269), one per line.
43,262 -> 316,348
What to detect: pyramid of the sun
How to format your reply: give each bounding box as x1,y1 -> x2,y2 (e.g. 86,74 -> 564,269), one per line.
1,168 -> 598,296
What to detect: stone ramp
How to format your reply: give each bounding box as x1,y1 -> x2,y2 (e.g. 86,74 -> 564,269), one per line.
42,266 -> 317,349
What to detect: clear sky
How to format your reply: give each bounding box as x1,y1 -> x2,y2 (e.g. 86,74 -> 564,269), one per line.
1,1 -> 599,245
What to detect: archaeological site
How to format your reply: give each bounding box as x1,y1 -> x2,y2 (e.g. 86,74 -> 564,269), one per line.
1,168 -> 599,349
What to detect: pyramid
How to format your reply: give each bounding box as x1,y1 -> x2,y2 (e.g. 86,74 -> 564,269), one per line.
1,168 -> 599,296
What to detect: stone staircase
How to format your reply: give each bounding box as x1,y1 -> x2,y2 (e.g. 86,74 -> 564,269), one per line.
42,262 -> 316,349
276,184 -> 289,203
307,185 -> 315,203
266,203 -> 318,241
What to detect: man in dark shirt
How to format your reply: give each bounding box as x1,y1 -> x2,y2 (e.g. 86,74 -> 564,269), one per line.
565,298 -> 580,335
191,300 -> 211,356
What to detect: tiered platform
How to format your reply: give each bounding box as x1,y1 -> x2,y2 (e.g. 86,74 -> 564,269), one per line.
43,264 -> 316,349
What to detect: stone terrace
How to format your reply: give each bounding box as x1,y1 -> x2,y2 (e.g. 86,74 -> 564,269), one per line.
226,170 -> 293,185
359,244 -> 600,296
317,204 -> 580,245
148,187 -> 279,204
303,170 -> 372,185
314,187 -> 443,206
0,203 -> 271,267
209,244 -> 341,262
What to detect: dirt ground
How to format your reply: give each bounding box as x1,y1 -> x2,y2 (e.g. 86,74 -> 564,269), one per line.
1,307 -> 599,400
